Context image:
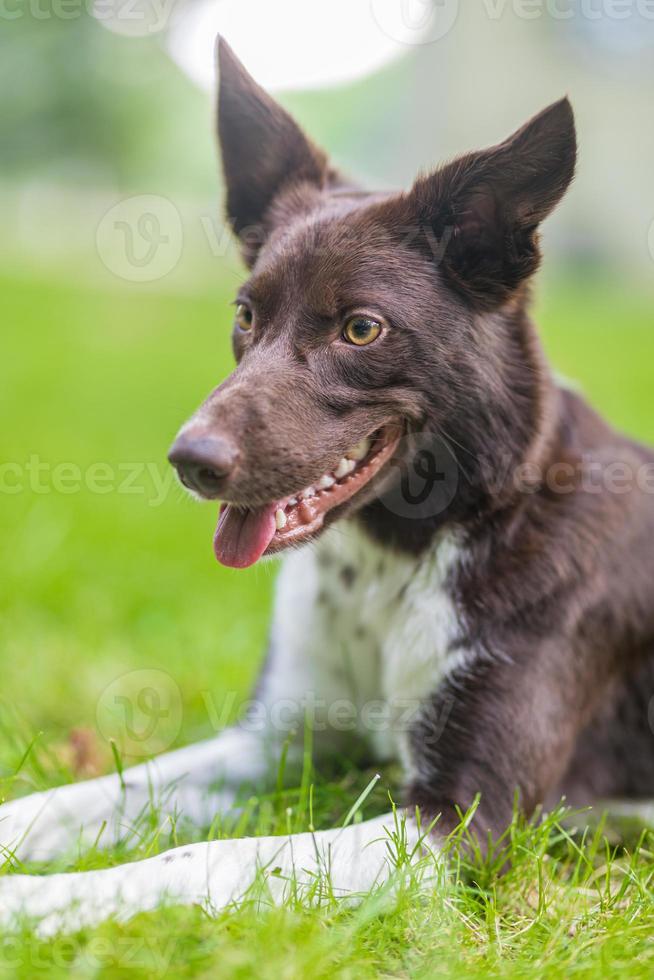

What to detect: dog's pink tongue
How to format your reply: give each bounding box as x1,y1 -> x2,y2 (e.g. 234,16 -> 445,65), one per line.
213,503 -> 277,568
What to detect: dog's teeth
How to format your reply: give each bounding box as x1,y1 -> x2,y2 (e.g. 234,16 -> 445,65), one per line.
334,457 -> 356,479
275,508 -> 287,530
346,438 -> 371,461
300,487 -> 315,500
318,474 -> 335,489
288,497 -> 298,507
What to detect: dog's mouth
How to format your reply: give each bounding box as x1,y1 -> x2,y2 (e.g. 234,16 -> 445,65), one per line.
213,425 -> 401,568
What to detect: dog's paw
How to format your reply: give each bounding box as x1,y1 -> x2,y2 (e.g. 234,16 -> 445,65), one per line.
0,870 -> 121,936
0,845 -> 216,935
0,792 -> 67,863
0,873 -> 65,935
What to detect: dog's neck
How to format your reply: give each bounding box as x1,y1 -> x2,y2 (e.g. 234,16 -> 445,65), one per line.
356,297 -> 561,555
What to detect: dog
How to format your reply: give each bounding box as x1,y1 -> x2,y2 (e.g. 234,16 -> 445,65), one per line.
1,37 -> 653,933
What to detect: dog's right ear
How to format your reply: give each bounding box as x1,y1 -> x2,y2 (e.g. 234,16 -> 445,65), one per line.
216,37 -> 330,262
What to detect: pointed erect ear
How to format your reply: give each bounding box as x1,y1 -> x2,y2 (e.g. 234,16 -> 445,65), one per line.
407,98 -> 577,309
216,37 -> 330,254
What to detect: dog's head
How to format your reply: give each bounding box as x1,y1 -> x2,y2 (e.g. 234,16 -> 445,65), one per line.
169,38 -> 576,568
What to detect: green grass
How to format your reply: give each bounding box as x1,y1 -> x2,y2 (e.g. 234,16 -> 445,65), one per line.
1,265 -> 654,976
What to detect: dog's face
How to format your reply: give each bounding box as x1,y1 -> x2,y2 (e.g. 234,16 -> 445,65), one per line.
169,39 -> 576,568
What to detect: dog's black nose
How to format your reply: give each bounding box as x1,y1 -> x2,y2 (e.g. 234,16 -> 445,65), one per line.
168,434 -> 239,498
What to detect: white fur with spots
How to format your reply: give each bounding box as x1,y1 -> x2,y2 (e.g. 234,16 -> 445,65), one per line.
266,521 -> 465,769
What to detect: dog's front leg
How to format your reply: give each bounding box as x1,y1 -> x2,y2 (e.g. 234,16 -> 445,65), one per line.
405,638 -> 614,842
0,541 -> 374,863
0,602 -> 361,863
0,811 -> 429,934
0,726 -> 275,863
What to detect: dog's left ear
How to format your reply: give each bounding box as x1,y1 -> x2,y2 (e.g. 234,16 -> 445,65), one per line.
407,98 -> 577,309
216,37 -> 333,261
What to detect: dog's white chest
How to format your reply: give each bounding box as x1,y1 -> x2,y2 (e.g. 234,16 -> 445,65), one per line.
270,521 -> 463,765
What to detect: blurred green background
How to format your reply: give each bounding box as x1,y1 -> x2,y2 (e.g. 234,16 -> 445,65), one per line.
1,1 -> 653,785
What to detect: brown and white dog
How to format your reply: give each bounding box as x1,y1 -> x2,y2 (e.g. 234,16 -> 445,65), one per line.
1,38 -> 653,932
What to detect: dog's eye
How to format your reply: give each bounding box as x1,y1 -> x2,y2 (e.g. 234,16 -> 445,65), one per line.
235,303 -> 253,332
342,316 -> 382,347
